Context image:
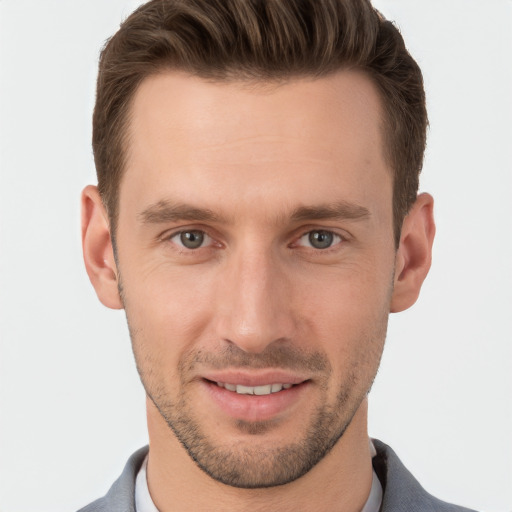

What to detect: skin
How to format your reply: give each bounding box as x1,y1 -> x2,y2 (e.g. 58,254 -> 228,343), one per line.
82,70 -> 435,511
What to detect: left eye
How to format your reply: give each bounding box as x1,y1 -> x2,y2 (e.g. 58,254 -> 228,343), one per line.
297,230 -> 342,250
170,230 -> 212,249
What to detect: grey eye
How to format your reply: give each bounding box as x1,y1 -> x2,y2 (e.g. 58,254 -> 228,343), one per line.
308,230 -> 334,249
297,230 -> 341,250
178,230 -> 206,249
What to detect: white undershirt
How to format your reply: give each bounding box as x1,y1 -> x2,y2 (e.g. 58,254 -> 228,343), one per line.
135,442 -> 383,512
135,454 -> 159,512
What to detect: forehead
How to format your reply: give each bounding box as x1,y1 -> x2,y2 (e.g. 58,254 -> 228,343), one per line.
127,70 -> 386,159
121,70 -> 391,223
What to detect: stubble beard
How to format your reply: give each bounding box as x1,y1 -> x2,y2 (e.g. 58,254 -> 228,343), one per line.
130,338 -> 384,489
148,376 -> 352,488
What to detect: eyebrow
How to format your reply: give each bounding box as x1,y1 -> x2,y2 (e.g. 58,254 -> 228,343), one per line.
138,201 -> 224,224
138,199 -> 371,225
290,202 -> 371,223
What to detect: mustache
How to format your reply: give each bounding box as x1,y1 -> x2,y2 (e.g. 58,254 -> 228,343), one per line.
183,343 -> 330,373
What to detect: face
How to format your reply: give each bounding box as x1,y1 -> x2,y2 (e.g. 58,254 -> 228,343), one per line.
115,71 -> 396,488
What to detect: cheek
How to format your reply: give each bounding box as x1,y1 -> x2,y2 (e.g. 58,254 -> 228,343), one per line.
297,252 -> 394,317
294,260 -> 392,362
121,264 -> 219,377
124,261 -> 215,326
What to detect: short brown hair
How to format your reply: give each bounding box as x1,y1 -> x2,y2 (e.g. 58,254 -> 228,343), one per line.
93,0 -> 427,246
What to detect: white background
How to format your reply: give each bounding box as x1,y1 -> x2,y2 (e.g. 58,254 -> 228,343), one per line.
0,1 -> 511,511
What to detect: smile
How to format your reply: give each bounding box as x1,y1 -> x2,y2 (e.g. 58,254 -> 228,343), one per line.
203,377 -> 310,422
215,382 -> 294,395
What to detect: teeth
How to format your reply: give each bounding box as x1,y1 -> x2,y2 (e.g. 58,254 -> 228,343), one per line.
216,382 -> 294,395
236,384 -> 255,395
254,384 -> 272,395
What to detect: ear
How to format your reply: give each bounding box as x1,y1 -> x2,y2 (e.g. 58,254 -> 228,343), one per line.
81,185 -> 123,309
390,193 -> 436,313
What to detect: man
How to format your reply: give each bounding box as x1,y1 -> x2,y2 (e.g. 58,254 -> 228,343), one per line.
78,0 -> 475,510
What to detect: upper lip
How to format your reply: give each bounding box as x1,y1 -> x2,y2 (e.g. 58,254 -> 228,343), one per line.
201,370 -> 309,387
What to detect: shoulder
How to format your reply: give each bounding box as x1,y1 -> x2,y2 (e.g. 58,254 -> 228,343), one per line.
373,439 -> 478,512
77,446 -> 149,512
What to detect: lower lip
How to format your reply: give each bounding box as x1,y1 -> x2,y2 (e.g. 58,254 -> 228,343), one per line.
203,380 -> 309,422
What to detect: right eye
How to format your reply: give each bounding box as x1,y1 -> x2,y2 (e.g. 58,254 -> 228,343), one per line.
170,230 -> 212,250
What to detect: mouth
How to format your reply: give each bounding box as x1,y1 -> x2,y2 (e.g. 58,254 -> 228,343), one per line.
201,376 -> 310,423
211,381 -> 295,396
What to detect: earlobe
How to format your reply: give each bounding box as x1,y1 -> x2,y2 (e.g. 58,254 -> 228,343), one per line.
81,185 -> 123,310
390,193 -> 436,313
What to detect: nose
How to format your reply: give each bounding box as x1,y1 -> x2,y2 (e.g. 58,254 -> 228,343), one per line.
214,246 -> 296,354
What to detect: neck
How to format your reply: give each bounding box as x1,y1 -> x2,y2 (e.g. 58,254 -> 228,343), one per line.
146,397 -> 374,512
